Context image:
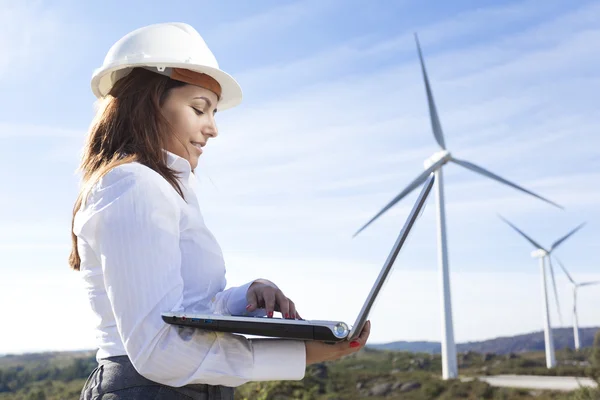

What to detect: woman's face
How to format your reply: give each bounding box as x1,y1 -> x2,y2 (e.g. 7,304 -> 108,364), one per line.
161,83 -> 219,170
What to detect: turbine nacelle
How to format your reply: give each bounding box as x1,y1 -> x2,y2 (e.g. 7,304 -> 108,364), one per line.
424,150 -> 452,169
531,249 -> 548,258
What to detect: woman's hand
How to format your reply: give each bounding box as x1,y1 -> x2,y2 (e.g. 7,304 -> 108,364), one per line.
305,321 -> 371,365
246,279 -> 301,319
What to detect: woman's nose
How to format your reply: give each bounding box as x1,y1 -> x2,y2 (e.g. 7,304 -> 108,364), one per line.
203,116 -> 218,138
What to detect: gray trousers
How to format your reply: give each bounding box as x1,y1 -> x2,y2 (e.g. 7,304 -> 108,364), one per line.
79,355 -> 235,399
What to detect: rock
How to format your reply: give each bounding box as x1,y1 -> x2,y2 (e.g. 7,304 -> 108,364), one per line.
391,381 -> 403,390
400,382 -> 421,392
408,357 -> 426,368
579,361 -> 591,367
356,382 -> 363,390
310,363 -> 328,379
370,383 -> 392,396
390,368 -> 402,374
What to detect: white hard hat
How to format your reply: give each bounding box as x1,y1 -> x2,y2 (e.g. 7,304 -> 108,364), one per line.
91,22 -> 242,110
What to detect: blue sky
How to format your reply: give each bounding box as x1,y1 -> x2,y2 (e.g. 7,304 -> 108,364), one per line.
1,0 -> 599,354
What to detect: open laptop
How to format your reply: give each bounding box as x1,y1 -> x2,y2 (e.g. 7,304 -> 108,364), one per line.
162,174 -> 435,343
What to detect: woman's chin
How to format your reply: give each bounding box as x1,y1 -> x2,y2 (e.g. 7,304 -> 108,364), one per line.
190,157 -> 199,170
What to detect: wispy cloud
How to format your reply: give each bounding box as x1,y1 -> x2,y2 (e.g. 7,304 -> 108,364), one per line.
0,1 -> 65,80
231,0 -> 599,96
196,0 -> 599,213
0,221 -> 71,253
3,1 -> 599,353
186,4 -> 600,315
0,123 -> 83,138
208,0 -> 347,51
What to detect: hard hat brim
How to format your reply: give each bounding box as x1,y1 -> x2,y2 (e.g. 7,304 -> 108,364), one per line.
91,60 -> 243,111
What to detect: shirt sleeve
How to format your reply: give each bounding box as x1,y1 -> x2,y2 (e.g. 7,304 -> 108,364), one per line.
74,165 -> 306,387
210,281 -> 268,317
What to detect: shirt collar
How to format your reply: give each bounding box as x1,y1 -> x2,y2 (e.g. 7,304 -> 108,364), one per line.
163,149 -> 193,178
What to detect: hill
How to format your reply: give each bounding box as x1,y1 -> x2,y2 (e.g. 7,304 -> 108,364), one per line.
0,350 -> 96,369
370,327 -> 600,355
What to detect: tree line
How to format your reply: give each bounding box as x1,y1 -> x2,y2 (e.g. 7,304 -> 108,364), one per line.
0,356 -> 96,393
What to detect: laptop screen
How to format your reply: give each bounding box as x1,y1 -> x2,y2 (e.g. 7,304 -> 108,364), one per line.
348,174 -> 435,339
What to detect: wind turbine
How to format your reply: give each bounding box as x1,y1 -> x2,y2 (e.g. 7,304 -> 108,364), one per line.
352,33 -> 563,380
498,216 -> 585,368
554,257 -> 600,350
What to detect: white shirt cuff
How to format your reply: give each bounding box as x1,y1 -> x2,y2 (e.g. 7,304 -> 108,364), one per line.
226,281 -> 267,317
251,339 -> 306,381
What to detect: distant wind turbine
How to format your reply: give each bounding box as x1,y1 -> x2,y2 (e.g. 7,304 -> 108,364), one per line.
353,33 -> 563,380
499,216 -> 585,368
554,257 -> 600,350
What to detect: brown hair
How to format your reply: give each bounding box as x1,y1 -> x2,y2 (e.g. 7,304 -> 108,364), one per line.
68,68 -> 188,271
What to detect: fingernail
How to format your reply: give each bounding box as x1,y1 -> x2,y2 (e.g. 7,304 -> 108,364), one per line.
285,313 -> 290,319
350,341 -> 360,348
246,305 -> 252,310
268,311 -> 273,318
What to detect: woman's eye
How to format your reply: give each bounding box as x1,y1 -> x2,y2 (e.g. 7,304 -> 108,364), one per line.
192,107 -> 204,116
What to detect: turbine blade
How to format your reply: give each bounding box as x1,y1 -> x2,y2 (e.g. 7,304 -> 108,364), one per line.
554,256 -> 576,285
549,222 -> 586,252
497,214 -> 548,252
579,281 -> 600,287
414,33 -> 446,150
548,257 -> 563,326
353,167 -> 436,237
451,158 -> 563,210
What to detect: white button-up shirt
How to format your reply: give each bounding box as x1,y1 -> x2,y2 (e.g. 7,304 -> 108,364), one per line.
73,150 -> 306,387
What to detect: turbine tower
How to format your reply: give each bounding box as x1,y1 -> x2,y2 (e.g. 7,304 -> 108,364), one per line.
353,34 -> 563,380
499,217 -> 585,367
555,257 -> 600,350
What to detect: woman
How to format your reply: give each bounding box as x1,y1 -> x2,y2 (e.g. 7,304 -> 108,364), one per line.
71,23 -> 371,399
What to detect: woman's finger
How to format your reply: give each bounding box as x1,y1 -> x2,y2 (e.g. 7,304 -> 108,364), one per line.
246,288 -> 259,313
360,320 -> 371,338
263,289 -> 276,318
355,320 -> 371,346
275,291 -> 290,318
287,299 -> 297,319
